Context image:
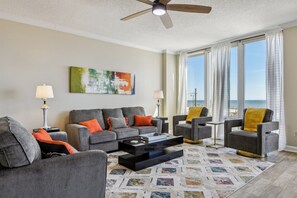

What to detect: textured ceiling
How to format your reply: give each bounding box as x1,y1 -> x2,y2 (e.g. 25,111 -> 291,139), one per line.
1,0 -> 297,53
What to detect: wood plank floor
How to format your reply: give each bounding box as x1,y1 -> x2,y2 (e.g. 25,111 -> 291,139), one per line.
229,151 -> 297,198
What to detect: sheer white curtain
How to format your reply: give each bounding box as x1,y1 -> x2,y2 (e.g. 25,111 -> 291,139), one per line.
210,43 -> 231,138
266,30 -> 287,151
177,52 -> 188,114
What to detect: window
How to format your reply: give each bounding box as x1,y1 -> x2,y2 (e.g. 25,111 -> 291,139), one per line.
187,53 -> 205,107
229,38 -> 267,118
244,40 -> 266,108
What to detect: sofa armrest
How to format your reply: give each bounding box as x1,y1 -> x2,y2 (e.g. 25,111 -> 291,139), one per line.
192,116 -> 212,125
66,124 -> 90,151
224,118 -> 243,147
49,132 -> 68,142
152,119 -> 162,133
0,150 -> 107,198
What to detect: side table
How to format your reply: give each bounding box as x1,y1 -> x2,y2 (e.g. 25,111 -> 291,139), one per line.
206,121 -> 224,149
33,127 -> 60,133
155,117 -> 169,133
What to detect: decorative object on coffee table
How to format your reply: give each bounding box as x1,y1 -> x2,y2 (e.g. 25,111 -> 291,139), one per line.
35,84 -> 54,129
118,135 -> 183,171
206,121 -> 224,149
153,90 -> 164,118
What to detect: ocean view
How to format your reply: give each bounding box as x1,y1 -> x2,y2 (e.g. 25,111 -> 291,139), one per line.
187,100 -> 266,108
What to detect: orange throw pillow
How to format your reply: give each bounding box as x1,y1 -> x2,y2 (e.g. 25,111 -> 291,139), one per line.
134,115 -> 153,126
79,119 -> 103,134
32,128 -> 52,141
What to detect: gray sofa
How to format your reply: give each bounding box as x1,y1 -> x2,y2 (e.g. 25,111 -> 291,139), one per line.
0,116 -> 107,198
66,106 -> 162,152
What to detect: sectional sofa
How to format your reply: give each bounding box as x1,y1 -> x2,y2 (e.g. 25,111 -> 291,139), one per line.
66,106 -> 162,152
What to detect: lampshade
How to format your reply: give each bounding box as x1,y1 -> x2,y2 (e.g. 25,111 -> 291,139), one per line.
153,90 -> 164,99
36,84 -> 54,99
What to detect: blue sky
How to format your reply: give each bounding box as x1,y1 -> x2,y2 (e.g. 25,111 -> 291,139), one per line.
188,39 -> 266,101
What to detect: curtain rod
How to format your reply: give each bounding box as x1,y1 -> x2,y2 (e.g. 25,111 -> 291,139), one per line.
187,34 -> 265,55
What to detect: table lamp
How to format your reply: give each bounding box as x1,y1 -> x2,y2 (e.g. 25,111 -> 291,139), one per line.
36,84 -> 54,129
153,90 -> 164,118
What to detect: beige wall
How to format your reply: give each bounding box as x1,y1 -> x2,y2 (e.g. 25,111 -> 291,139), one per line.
0,19 -> 163,131
284,25 -> 297,147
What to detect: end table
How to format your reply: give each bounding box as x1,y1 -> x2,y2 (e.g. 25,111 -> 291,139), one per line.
206,121 -> 224,149
155,117 -> 169,133
33,127 -> 60,133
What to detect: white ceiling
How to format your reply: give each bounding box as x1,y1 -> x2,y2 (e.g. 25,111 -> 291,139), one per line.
1,0 -> 297,53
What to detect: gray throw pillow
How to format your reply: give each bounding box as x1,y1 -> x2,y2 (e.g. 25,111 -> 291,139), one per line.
110,117 -> 128,129
0,117 -> 41,168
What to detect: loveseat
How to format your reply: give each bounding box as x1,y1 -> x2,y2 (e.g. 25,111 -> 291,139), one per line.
66,106 -> 162,152
0,116 -> 107,198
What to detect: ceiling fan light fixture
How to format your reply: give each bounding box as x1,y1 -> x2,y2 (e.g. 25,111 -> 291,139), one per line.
152,3 -> 166,16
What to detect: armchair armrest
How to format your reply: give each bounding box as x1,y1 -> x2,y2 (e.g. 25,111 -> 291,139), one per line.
224,118 -> 243,147
257,121 -> 279,134
49,132 -> 68,142
66,124 -> 90,151
192,116 -> 212,125
152,119 -> 162,133
0,150 -> 107,198
173,115 -> 187,135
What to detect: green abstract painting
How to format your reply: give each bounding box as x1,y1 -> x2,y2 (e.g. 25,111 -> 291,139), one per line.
70,66 -> 135,95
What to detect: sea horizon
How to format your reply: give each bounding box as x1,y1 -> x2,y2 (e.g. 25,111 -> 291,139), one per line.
187,100 -> 266,108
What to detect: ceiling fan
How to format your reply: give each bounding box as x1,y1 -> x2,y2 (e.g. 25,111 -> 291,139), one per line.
121,0 -> 212,29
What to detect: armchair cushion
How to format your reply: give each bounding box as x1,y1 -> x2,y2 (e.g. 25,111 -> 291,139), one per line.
186,107 -> 203,122
0,117 -> 41,168
244,108 -> 267,132
37,139 -> 77,155
228,130 -> 258,153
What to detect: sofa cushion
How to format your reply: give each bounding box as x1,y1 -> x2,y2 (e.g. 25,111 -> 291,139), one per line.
89,131 -> 117,144
37,139 -> 77,156
112,128 -> 139,140
69,109 -> 105,129
102,108 -> 124,129
0,117 -> 41,168
122,107 -> 145,126
32,128 -> 52,141
132,126 -> 158,135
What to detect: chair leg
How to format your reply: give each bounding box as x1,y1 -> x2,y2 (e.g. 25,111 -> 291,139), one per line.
237,150 -> 266,158
184,138 -> 203,144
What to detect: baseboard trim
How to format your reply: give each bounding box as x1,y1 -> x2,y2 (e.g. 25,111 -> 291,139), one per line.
284,145 -> 297,153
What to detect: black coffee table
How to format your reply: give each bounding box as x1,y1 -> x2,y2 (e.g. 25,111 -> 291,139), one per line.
118,135 -> 183,171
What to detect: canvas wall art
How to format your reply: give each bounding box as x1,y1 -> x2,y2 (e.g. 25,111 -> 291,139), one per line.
70,66 -> 135,95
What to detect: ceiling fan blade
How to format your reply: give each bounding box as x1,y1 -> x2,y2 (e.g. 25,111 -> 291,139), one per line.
121,8 -> 152,21
159,0 -> 171,5
160,13 -> 173,29
137,0 -> 153,5
167,4 -> 212,13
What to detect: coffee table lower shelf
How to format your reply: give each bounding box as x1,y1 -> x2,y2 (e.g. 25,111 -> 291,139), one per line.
119,147 -> 183,171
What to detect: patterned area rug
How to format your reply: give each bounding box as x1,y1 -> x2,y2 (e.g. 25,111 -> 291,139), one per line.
106,143 -> 274,198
